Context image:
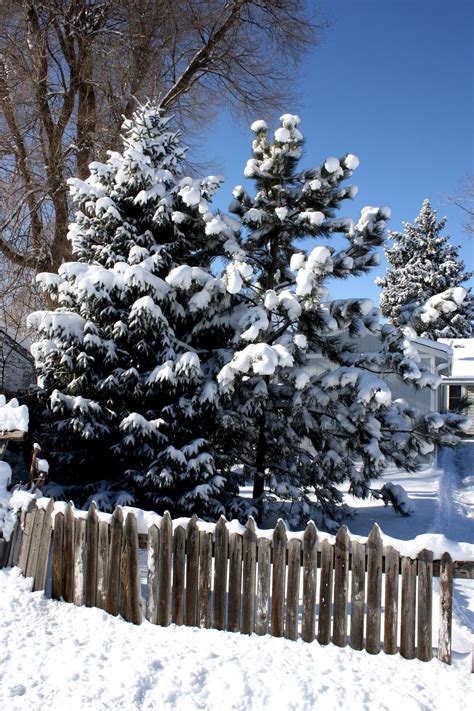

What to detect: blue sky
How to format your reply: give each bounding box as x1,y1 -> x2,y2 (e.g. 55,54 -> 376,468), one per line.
197,0 -> 473,304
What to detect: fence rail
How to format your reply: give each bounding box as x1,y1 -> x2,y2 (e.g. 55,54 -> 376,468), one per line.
1,498 -> 473,665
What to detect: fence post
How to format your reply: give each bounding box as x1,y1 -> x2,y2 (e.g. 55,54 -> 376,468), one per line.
255,537 -> 271,636
333,525 -> 349,647
185,515 -> 200,627
97,519 -> 109,610
318,539 -> 333,645
85,503 -> 99,608
400,557 -> 417,659
301,522 -> 317,643
366,524 -> 383,655
438,552 -> 453,665
242,517 -> 257,635
172,525 -> 186,625
158,512 -> 173,627
51,511 -> 64,600
271,519 -> 287,638
213,516 -> 228,631
286,537 -> 301,641
417,548 -> 433,662
199,530 -> 212,629
73,517 -> 87,606
383,545 -> 399,655
228,531 -> 243,633
350,540 -> 366,651
33,499 -> 54,592
120,511 -> 142,625
62,503 -> 75,603
106,506 -> 123,616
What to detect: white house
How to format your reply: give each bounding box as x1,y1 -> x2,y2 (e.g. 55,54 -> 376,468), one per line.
439,338 -> 474,436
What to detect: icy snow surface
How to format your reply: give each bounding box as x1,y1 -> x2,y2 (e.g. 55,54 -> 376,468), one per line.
0,568 -> 471,711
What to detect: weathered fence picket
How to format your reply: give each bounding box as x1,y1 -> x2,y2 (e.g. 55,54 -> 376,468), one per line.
1,497 -> 469,666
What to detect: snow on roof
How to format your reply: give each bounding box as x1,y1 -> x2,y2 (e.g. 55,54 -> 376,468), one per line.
439,338 -> 474,378
0,395 -> 29,434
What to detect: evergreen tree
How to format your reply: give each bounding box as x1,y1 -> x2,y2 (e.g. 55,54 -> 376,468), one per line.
28,104 -> 238,517
377,199 -> 473,338
217,115 -> 468,527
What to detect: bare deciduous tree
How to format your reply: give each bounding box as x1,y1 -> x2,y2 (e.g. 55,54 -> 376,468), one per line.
0,0 -> 323,329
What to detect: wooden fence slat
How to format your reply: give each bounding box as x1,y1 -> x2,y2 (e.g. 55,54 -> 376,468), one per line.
17,504 -> 37,574
242,518 -> 257,635
51,512 -> 64,600
97,519 -> 109,610
84,503 -> 99,608
301,522 -> 317,643
400,557 -> 417,659
417,548 -> 433,662
185,515 -> 200,627
158,512 -> 173,627
255,537 -> 271,636
0,538 -> 8,568
383,545 -> 399,655
285,538 -> 301,641
106,507 -> 123,616
33,499 -> 54,592
7,514 -> 21,567
227,532 -> 243,633
318,539 -> 333,645
350,540 -> 366,651
25,508 -> 45,579
366,524 -> 383,655
62,503 -> 75,603
146,524 -> 159,624
438,552 -> 453,665
333,526 -> 349,647
271,519 -> 287,638
73,517 -> 87,606
172,525 -> 186,625
120,512 -> 142,625
213,516 -> 228,631
199,530 -> 212,629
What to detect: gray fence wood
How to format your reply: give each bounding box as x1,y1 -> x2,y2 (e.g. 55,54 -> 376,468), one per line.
62,503 -> 75,603
199,530 -> 212,629
383,546 -> 399,655
158,512 -> 173,627
350,540 -> 365,651
106,507 -> 123,616
438,552 -> 453,665
333,526 -> 349,647
213,516 -> 228,631
242,518 -> 257,635
33,499 -> 54,592
97,520 -> 109,610
286,538 -> 301,641
7,515 -> 22,567
366,525 -> 383,655
51,511 -> 64,600
73,517 -> 86,606
255,537 -> 271,636
271,520 -> 287,638
318,539 -> 333,645
301,522 -> 317,643
25,508 -> 45,579
185,515 -> 200,627
417,549 -> 433,662
120,512 -> 142,625
228,532 -> 243,633
146,524 -> 159,624
400,557 -> 417,659
172,525 -> 186,626
17,504 -> 37,574
85,503 -> 98,608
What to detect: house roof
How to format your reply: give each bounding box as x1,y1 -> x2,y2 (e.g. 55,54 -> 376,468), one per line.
439,338 -> 474,380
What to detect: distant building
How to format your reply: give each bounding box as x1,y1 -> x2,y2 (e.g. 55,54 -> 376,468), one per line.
439,338 -> 474,437
307,333 -> 453,414
0,326 -> 35,394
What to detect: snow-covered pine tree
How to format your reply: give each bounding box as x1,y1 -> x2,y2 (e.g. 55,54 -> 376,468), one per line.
377,199 -> 473,338
217,115 -> 469,528
28,103 -> 239,517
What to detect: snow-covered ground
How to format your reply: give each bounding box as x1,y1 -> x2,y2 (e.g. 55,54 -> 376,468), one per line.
0,448 -> 473,711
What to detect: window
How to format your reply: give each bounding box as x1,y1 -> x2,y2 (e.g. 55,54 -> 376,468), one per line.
448,385 -> 463,411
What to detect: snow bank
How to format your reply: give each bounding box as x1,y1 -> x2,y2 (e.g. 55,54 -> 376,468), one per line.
0,568 -> 471,711
0,395 -> 29,434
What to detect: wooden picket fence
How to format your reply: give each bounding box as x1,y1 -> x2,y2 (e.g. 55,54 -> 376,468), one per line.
1,498 -> 473,665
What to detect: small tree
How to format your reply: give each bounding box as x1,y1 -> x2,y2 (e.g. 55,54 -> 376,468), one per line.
28,104 -> 238,517
217,116 -> 468,527
377,199 -> 473,338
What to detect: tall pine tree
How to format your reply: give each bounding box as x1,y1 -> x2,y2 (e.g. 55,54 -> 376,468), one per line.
377,199 -> 473,339
217,116 -> 468,527
28,104 -> 239,517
